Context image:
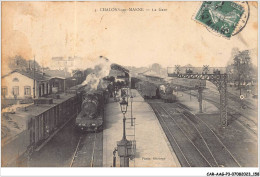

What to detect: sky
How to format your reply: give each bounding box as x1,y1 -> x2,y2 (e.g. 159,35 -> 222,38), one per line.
1,1 -> 258,74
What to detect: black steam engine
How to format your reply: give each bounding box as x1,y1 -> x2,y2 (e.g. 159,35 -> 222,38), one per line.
75,89 -> 109,132
73,62 -> 129,132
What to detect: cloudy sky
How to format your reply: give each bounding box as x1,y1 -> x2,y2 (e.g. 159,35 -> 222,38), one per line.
2,1 -> 258,73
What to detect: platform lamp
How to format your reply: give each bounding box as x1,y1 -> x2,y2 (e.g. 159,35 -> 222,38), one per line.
120,97 -> 128,140
120,97 -> 128,114
117,97 -> 132,167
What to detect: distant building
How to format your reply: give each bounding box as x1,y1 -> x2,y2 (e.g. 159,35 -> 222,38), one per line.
45,69 -> 73,93
44,69 -> 71,79
72,70 -> 85,85
51,56 -> 82,70
1,69 -> 51,99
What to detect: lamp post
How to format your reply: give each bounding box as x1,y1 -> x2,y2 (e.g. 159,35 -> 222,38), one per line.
117,97 -> 132,167
130,96 -> 134,126
120,97 -> 128,140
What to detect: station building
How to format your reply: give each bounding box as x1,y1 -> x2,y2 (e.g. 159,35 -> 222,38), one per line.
1,69 -> 51,100
1,69 -> 83,102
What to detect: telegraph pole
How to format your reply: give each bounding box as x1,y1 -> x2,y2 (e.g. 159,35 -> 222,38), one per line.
238,58 -> 241,95
64,60 -> 67,93
198,87 -> 203,113
33,55 -> 36,98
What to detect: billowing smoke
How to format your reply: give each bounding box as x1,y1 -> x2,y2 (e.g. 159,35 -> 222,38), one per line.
81,56 -> 111,91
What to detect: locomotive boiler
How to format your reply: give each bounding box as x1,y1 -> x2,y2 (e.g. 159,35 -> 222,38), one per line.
159,85 -> 176,103
75,90 -> 108,132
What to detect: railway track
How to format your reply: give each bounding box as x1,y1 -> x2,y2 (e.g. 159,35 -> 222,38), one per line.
183,90 -> 257,136
207,84 -> 256,111
175,103 -> 242,167
70,136 -> 83,167
184,87 -> 256,121
149,102 -> 241,167
70,131 -> 101,167
203,89 -> 257,124
203,95 -> 257,136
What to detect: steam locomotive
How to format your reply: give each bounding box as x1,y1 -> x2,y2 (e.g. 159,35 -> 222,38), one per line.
75,89 -> 109,132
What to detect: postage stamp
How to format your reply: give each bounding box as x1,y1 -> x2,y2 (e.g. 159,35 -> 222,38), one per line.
194,1 -> 245,38
232,1 -> 250,36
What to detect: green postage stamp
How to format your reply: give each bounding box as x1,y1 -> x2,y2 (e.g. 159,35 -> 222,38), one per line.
194,1 -> 245,38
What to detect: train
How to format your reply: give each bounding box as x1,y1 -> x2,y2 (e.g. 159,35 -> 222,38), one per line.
1,88 -> 84,167
159,84 -> 177,103
73,63 -> 130,132
75,89 -> 109,132
135,79 -> 177,103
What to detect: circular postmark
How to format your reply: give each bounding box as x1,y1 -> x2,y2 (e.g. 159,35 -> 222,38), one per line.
231,1 -> 250,36
203,1 -> 250,38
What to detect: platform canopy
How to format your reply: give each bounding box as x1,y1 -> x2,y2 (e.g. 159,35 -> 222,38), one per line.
110,63 -> 129,74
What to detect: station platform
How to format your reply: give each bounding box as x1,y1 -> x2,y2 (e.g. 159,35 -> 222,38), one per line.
103,89 -> 180,167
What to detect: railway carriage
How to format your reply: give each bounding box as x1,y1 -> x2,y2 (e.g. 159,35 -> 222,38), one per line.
135,81 -> 159,98
26,92 -> 82,148
135,79 -> 177,102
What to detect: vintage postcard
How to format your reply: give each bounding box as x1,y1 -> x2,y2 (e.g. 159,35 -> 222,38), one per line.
1,1 -> 259,175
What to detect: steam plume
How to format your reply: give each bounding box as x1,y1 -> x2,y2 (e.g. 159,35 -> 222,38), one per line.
81,56 -> 111,91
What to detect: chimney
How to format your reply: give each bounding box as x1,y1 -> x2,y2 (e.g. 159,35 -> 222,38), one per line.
28,61 -> 31,70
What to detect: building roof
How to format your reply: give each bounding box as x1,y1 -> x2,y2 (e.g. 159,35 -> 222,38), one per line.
138,69 -> 150,75
139,69 -> 163,79
2,69 -> 51,81
44,69 -> 71,79
111,63 -> 129,74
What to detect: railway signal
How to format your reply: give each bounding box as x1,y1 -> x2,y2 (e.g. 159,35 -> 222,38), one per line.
203,65 -> 209,74
175,65 -> 181,74
195,81 -> 204,113
167,66 -> 228,127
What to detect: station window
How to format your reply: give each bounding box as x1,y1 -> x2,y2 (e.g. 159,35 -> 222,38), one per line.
13,78 -> 19,82
12,86 -> 19,96
1,87 -> 8,97
24,86 -> 31,96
